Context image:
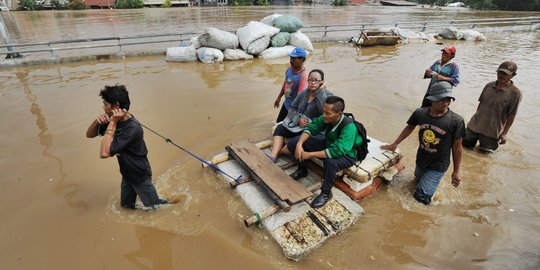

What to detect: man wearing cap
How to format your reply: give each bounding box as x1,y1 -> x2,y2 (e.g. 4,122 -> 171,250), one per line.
463,61 -> 522,153
422,46 -> 461,107
381,81 -> 465,205
273,47 -> 309,123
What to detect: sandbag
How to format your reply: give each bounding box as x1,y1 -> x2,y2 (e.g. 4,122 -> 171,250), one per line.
438,27 -> 463,40
246,35 -> 271,55
197,47 -> 224,64
236,21 -> 280,51
199,27 -> 239,50
223,49 -> 254,60
260,14 -> 282,26
461,30 -> 486,41
165,46 -> 197,62
259,45 -> 309,60
273,15 -> 303,33
190,35 -> 202,49
288,30 -> 314,52
271,32 -> 291,47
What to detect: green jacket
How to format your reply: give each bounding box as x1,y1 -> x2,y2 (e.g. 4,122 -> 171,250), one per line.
304,114 -> 363,159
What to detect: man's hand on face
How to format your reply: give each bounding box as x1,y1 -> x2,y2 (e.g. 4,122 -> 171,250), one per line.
96,114 -> 110,125
110,109 -> 127,123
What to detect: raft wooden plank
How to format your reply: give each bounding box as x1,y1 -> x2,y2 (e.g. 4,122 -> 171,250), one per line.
226,141 -> 312,204
226,145 -> 291,211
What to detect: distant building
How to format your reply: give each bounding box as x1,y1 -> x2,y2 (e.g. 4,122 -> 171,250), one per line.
85,0 -> 115,8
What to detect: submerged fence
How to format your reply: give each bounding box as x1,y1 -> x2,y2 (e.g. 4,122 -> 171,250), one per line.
1,16 -> 539,66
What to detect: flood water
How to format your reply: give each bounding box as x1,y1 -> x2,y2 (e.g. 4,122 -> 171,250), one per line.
1,6 -> 540,270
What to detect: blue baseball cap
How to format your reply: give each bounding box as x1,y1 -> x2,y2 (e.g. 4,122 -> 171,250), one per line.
289,47 -> 307,58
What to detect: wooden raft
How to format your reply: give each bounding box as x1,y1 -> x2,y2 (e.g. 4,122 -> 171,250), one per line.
226,141 -> 312,212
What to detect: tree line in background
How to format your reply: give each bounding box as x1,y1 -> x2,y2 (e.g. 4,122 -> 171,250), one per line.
18,0 -> 145,10
17,0 -> 540,11
415,0 -> 540,11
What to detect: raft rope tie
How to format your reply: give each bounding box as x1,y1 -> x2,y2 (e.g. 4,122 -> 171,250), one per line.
373,156 -> 387,170
137,120 -> 242,183
357,165 -> 371,180
254,212 -> 263,228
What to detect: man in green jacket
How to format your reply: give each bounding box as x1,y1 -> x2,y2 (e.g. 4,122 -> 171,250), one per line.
285,96 -> 363,208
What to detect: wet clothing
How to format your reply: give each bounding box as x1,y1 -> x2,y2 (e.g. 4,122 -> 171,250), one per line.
99,116 -> 162,208
466,80 -> 521,139
406,107 -> 465,205
413,166 -> 446,205
121,177 -> 161,209
462,128 -> 500,151
407,107 -> 465,172
422,60 -> 460,107
276,66 -> 308,122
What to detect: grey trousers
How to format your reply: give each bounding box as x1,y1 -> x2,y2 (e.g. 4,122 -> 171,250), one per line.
120,177 -> 161,209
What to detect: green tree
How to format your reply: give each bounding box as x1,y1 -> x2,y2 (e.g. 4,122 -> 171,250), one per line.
161,0 -> 172,7
18,0 -> 44,10
68,0 -> 89,9
115,0 -> 144,8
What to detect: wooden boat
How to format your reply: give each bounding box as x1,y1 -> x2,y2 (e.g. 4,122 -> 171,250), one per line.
380,0 -> 417,6
204,135 -> 403,260
355,30 -> 401,47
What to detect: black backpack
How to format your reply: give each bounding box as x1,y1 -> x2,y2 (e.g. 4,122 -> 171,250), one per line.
336,113 -> 370,162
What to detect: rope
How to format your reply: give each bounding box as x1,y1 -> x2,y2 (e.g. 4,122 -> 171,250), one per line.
135,120 -> 242,183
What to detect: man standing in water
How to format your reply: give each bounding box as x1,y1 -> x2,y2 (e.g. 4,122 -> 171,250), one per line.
274,47 -> 309,123
422,46 -> 460,107
381,82 -> 465,205
86,85 -> 168,209
462,61 -> 521,153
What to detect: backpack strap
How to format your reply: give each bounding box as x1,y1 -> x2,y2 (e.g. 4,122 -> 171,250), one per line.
336,113 -> 354,135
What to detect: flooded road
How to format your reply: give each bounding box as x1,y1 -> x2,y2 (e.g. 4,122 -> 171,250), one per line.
1,6 -> 540,270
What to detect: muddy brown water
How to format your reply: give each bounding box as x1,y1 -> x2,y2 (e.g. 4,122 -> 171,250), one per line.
1,6 -> 540,270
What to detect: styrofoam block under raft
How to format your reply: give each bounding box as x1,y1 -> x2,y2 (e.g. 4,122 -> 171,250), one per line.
309,136 -> 401,184
215,155 -> 364,261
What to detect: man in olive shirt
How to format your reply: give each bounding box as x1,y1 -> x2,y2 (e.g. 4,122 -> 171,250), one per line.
463,61 -> 522,153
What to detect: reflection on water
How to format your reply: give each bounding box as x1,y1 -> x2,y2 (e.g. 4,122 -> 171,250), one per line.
125,226 -> 174,270
18,70 -> 89,210
1,6 -> 540,270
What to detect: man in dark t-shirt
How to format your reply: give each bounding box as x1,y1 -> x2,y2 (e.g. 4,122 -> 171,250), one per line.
86,85 -> 167,209
381,82 -> 465,205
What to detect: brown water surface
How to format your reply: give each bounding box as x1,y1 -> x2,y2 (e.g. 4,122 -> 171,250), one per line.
1,6 -> 540,270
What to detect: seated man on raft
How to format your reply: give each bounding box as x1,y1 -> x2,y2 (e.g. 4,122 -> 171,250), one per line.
284,96 -> 363,208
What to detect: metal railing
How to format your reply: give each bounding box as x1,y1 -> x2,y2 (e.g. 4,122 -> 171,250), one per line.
1,16 -> 539,61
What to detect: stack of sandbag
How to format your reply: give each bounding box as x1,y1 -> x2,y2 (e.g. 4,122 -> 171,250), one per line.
236,21 -> 281,55
199,27 -> 239,51
438,27 -> 486,41
259,45 -> 309,60
165,45 -> 197,62
262,14 -> 314,54
460,30 -> 486,41
166,14 -> 315,64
